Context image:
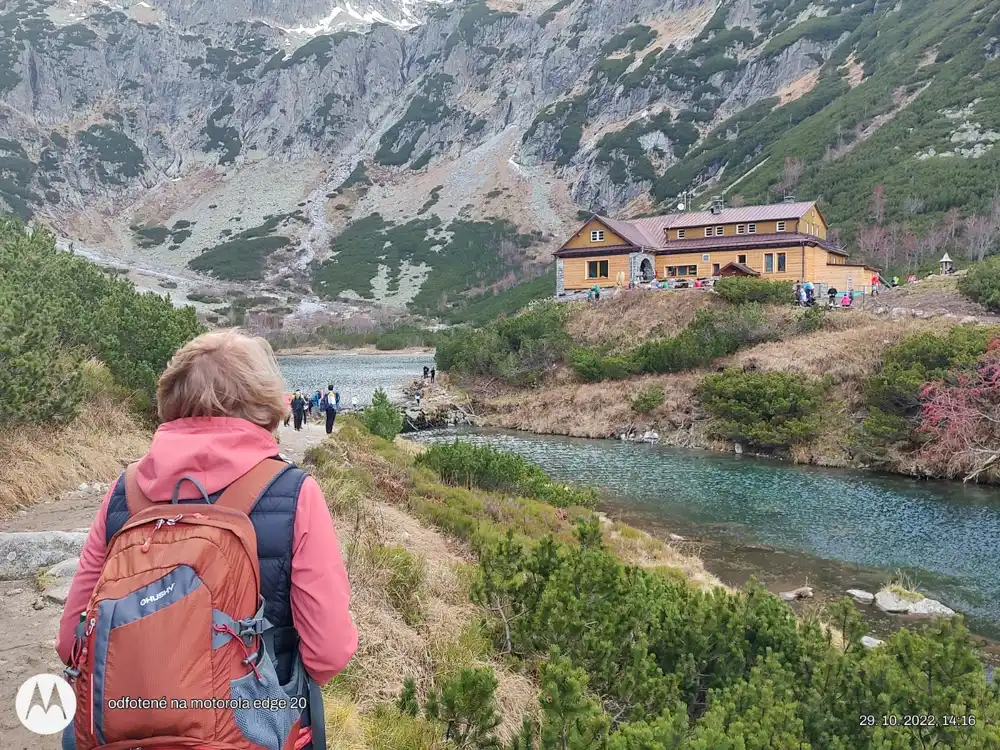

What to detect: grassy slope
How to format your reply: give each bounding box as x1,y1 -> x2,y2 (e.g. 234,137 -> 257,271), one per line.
308,420 -> 719,746
0,361 -> 151,514
457,288 -> 995,471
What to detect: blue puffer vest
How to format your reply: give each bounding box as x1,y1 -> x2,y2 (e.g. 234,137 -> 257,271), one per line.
103,460 -> 320,747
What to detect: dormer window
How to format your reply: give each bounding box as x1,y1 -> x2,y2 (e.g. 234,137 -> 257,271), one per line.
715,226 -> 724,236
776,221 -> 786,232
737,225 -> 745,234
677,229 -> 686,239
704,227 -> 713,237
591,230 -> 605,242
748,224 -> 757,234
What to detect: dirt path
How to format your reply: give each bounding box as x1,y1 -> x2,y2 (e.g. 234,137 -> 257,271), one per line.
0,419 -> 334,748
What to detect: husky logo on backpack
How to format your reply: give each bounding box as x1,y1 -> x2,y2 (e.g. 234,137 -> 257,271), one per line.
139,582 -> 174,607
62,460 -> 307,750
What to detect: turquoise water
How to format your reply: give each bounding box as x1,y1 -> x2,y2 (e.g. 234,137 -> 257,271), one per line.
277,352 -> 431,406
413,427 -> 1000,639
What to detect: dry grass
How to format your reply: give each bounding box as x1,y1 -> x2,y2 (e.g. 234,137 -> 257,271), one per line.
0,391 -> 150,515
471,311 -> 962,469
603,520 -> 724,591
727,315 -> 939,385
479,368 -> 709,440
565,290 -> 718,351
314,449 -> 537,747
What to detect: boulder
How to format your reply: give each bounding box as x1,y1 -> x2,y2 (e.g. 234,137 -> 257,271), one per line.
847,588 -> 875,604
779,586 -> 813,602
875,590 -> 913,613
0,532 -> 87,580
861,635 -> 885,649
46,557 -> 79,579
44,580 -> 73,605
907,597 -> 956,617
668,533 -> 685,542
875,589 -> 955,617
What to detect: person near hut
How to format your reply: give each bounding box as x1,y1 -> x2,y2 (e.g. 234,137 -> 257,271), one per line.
841,291 -> 853,308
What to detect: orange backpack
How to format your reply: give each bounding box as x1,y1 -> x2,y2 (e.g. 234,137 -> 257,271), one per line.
65,459 -> 303,750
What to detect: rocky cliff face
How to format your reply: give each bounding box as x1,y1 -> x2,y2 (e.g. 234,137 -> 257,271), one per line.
0,0 -> 993,312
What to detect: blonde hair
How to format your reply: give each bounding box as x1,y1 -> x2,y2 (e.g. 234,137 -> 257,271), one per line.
157,329 -> 289,430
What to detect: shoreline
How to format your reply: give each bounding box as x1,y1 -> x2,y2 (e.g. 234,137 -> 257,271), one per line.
275,345 -> 436,357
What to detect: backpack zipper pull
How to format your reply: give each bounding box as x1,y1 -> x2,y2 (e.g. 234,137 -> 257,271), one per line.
141,519 -> 166,552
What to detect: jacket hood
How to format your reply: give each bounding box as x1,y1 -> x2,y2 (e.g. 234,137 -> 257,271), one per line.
135,417 -> 280,501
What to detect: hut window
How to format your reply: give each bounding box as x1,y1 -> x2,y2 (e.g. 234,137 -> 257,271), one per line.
677,229 -> 686,239
776,221 -> 786,232
590,230 -> 605,242
715,226 -> 724,236
738,254 -> 747,264
777,252 -> 786,272
748,224 -> 757,234
704,227 -> 713,237
712,263 -> 720,275
764,253 -> 774,273
667,266 -> 677,276
587,260 -> 609,279
736,224 -> 745,234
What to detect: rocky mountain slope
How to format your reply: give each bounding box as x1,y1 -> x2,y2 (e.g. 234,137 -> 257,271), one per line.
2,0 -> 999,314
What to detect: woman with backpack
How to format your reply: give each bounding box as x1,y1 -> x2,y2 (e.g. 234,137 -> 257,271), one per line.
56,329 -> 357,750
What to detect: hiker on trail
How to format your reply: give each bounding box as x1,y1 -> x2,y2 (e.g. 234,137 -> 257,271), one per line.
592,284 -> 601,302
321,384 -> 338,435
804,280 -> 815,305
907,274 -> 917,284
871,273 -> 880,296
423,365 -> 429,379
827,287 -> 838,306
430,367 -> 436,382
311,390 -> 322,419
55,329 -> 356,750
292,389 -> 307,430
841,290 -> 853,307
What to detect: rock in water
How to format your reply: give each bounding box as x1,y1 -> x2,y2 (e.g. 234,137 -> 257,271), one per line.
861,636 -> 885,649
907,597 -> 956,617
847,589 -> 875,604
875,589 -> 955,617
874,590 -> 912,613
0,532 -> 87,580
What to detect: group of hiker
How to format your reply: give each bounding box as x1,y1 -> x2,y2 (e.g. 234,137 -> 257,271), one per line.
285,386 -> 353,434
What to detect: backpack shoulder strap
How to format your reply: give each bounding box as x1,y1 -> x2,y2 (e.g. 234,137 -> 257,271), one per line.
214,458 -> 293,516
124,462 -> 157,516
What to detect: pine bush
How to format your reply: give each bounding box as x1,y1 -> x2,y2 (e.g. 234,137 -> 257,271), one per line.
361,387 -> 404,440
474,532 -> 1000,747
0,218 -> 203,424
714,276 -> 794,304
697,369 -> 828,449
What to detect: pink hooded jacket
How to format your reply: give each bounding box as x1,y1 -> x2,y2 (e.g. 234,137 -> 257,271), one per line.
56,417 -> 358,685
